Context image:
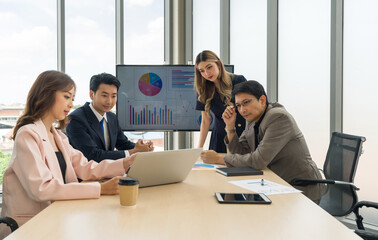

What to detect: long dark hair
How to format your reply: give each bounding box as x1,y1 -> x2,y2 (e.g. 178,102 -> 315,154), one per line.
13,70 -> 76,139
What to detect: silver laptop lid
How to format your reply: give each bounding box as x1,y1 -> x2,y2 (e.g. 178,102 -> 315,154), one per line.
127,148 -> 202,187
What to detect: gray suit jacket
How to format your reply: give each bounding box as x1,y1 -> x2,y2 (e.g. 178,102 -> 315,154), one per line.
224,103 -> 325,202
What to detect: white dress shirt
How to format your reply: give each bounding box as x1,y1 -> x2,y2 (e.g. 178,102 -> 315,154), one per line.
89,103 -> 130,157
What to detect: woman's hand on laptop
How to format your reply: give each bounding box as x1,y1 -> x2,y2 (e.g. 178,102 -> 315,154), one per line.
100,154 -> 136,195
201,150 -> 225,165
123,153 -> 136,170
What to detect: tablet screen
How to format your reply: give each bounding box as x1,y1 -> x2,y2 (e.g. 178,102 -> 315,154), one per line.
215,193 -> 271,204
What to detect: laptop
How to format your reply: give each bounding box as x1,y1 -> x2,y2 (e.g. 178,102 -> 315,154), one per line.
127,148 -> 202,187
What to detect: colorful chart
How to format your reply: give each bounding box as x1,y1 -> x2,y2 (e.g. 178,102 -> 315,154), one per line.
138,72 -> 163,96
171,70 -> 195,88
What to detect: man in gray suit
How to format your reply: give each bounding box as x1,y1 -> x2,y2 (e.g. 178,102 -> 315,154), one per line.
201,80 -> 325,203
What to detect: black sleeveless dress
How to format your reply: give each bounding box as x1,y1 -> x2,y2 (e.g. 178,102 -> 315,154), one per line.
196,74 -> 247,153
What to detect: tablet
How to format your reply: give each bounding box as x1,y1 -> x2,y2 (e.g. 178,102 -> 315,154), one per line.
215,193 -> 271,204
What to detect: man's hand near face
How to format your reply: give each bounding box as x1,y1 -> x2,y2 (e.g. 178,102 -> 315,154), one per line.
222,106 -> 237,142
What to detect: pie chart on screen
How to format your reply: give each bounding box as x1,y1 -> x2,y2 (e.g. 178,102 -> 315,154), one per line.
138,72 -> 163,96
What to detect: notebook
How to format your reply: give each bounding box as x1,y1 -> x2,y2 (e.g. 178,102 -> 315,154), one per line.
216,166 -> 263,176
127,148 -> 202,187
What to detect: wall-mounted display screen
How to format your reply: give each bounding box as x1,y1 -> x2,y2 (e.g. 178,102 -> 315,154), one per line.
116,65 -> 234,131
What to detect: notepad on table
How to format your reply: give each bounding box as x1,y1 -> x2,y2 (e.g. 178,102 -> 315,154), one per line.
216,166 -> 263,176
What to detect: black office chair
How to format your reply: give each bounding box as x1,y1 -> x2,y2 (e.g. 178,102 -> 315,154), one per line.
352,201 -> 378,240
291,132 -> 366,216
0,216 -> 18,232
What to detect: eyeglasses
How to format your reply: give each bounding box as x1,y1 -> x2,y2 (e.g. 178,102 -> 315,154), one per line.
235,98 -> 256,109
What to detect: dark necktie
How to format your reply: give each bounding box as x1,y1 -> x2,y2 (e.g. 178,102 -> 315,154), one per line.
100,118 -> 104,136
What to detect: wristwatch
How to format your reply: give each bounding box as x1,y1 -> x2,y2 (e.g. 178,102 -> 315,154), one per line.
225,128 -> 236,133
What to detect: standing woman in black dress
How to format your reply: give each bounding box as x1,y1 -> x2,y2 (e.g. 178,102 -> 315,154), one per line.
194,50 -> 246,161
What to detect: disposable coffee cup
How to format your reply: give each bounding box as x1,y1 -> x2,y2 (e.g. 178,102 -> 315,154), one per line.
118,178 -> 139,207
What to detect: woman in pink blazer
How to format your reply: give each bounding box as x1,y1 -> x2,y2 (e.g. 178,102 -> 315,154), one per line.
0,70 -> 134,238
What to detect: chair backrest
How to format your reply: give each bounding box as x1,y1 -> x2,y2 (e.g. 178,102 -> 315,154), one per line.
319,132 -> 366,216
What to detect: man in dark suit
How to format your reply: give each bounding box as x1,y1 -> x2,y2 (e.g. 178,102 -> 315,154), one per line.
66,73 -> 153,162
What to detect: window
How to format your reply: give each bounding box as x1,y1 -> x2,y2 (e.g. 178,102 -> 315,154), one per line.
123,0 -> 165,150
193,0 -> 220,57
344,0 -> 378,222
124,0 -> 164,64
230,0 -> 267,87
278,0 -> 330,167
65,0 -> 116,105
0,0 -> 56,164
0,0 -> 56,105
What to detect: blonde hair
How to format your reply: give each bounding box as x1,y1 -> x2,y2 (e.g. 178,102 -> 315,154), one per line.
194,50 -> 232,114
13,70 -> 75,139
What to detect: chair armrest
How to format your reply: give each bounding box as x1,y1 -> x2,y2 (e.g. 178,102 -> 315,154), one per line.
290,178 -> 335,186
0,216 -> 19,232
334,180 -> 360,190
354,201 -> 378,210
352,201 -> 378,231
290,178 -> 359,190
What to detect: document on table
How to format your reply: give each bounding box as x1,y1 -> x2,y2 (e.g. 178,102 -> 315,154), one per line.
229,179 -> 302,195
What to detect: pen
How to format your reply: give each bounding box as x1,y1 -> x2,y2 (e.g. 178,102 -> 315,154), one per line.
124,167 -> 131,177
261,179 -> 264,186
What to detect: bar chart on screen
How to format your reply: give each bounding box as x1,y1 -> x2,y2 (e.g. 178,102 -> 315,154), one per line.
129,105 -> 173,125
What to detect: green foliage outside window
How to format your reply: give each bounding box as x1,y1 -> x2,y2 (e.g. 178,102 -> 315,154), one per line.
0,151 -> 11,185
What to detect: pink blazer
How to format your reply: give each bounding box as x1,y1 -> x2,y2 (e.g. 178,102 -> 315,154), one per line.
0,119 -> 125,236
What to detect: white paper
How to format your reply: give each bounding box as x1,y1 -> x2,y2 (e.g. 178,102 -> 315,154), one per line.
229,179 -> 302,195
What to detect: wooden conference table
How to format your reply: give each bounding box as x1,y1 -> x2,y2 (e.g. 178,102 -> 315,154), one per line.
6,168 -> 360,240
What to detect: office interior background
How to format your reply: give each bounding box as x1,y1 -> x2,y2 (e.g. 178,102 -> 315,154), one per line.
0,0 -> 377,229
